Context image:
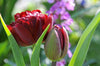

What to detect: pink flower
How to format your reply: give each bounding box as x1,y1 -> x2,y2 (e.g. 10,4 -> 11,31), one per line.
47,0 -> 75,32
66,0 -> 75,11
56,59 -> 66,66
68,43 -> 73,58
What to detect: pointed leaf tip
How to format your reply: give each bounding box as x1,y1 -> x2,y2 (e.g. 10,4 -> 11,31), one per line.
0,14 -> 25,66
0,14 -> 11,36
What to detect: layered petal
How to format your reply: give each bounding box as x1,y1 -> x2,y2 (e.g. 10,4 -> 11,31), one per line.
11,23 -> 34,46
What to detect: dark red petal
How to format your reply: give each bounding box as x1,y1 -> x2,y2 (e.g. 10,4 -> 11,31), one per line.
33,17 -> 42,42
7,25 -> 13,31
14,13 -> 21,21
60,27 -> 69,58
57,29 -> 64,50
43,15 -> 53,41
54,25 -> 64,50
44,15 -> 53,32
28,16 -> 36,34
13,23 -> 34,46
32,10 -> 41,13
11,29 -> 26,46
7,22 -> 16,31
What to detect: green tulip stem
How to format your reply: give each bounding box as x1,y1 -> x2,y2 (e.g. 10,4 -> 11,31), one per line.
52,62 -> 56,66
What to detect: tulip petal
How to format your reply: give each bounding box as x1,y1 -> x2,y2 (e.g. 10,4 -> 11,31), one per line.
12,23 -> 34,46
60,27 -> 69,58
33,17 -> 43,42
43,15 -> 53,40
46,15 -> 53,32
54,25 -> 64,50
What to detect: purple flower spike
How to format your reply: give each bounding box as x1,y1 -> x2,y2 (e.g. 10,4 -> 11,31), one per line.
47,0 -> 75,32
60,59 -> 66,64
61,12 -> 71,20
56,59 -> 66,66
66,0 -> 75,11
61,23 -> 72,32
47,0 -> 55,3
68,50 -> 73,58
56,62 -> 64,66
68,43 -> 73,58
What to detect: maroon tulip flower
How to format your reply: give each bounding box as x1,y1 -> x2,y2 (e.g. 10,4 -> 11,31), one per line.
7,10 -> 53,46
44,25 -> 69,61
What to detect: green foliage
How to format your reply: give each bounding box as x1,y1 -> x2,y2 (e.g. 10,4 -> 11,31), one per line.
0,40 -> 10,65
68,12 -> 100,66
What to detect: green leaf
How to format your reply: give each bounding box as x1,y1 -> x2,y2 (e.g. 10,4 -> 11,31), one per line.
0,14 -> 25,66
0,40 -> 9,57
68,12 -> 100,66
31,24 -> 50,66
0,40 -> 10,65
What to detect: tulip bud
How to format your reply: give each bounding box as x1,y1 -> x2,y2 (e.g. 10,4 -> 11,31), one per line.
44,25 -> 69,61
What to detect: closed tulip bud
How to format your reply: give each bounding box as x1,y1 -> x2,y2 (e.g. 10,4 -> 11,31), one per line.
44,25 -> 69,61
7,10 -> 53,46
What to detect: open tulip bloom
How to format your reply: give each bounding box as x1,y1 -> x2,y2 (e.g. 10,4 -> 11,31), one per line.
7,10 -> 53,46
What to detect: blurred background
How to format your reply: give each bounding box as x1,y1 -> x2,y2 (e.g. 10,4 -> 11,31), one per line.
0,0 -> 100,66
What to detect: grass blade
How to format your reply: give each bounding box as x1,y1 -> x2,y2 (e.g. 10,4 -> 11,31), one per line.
68,12 -> 100,66
31,24 -> 50,66
0,14 -> 25,66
